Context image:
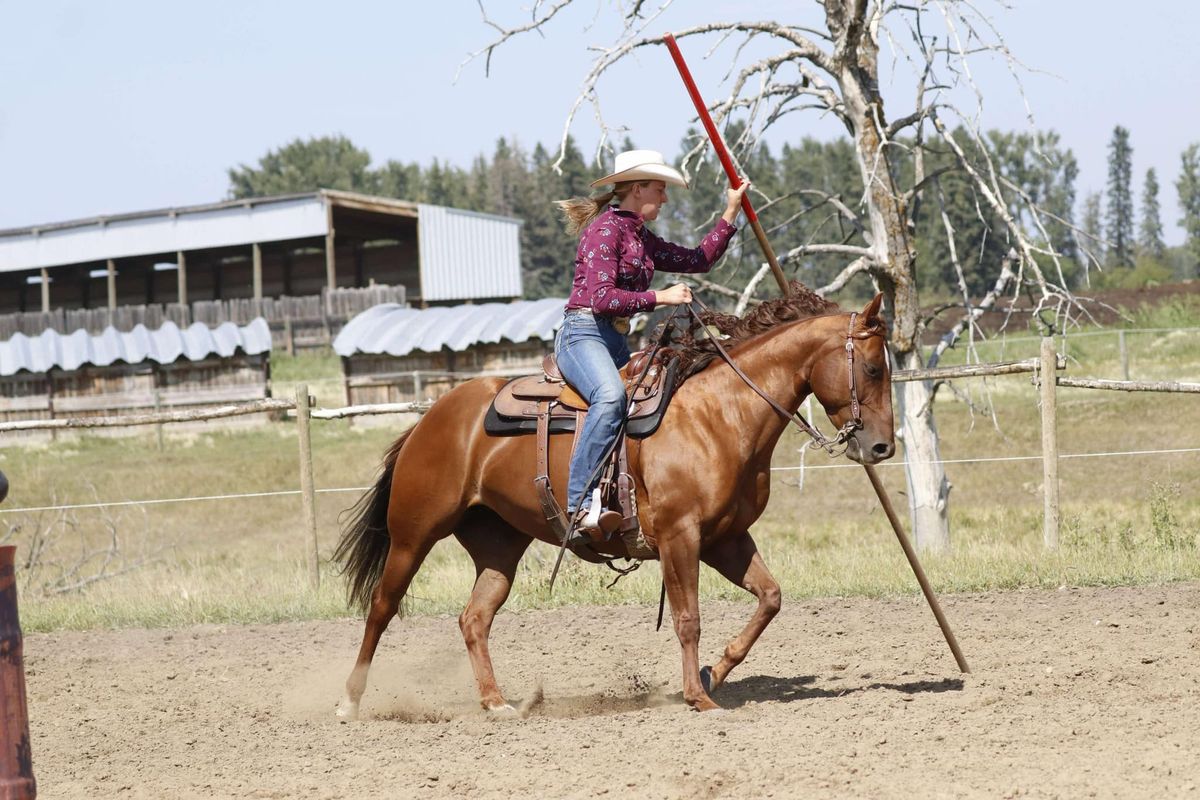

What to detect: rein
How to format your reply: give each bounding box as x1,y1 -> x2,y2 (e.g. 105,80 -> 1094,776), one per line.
685,297 -> 868,455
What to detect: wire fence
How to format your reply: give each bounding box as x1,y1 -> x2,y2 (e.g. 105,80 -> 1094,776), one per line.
1,340 -> 1197,568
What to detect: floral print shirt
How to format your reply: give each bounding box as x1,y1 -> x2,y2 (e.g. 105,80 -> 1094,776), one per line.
565,207 -> 737,316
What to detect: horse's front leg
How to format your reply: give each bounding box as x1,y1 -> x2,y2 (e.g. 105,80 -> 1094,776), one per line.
699,532 -> 781,693
659,526 -> 720,711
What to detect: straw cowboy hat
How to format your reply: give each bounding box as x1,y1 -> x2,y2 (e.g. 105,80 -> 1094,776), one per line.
590,149 -> 689,189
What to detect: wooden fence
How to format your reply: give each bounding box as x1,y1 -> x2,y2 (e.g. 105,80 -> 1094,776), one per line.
2,340 -> 1197,579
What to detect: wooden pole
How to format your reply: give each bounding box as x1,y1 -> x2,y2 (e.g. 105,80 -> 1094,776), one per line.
864,467 -> 970,673
1118,330 -> 1130,380
284,317 -> 295,357
0,546 -> 37,800
39,269 -> 49,313
665,32 -> 970,672
324,200 -> 337,302
154,388 -> 165,452
294,384 -> 320,589
252,243 -> 263,301
106,258 -> 117,310
176,251 -> 188,307
1039,337 -> 1060,550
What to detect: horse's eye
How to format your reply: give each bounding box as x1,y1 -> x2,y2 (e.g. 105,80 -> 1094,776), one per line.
864,362 -> 882,378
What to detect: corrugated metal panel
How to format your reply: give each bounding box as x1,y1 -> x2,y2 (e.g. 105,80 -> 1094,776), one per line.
0,318 -> 271,376
417,204 -> 523,301
333,298 -> 566,358
0,198 -> 327,273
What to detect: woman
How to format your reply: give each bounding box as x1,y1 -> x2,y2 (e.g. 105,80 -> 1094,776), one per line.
553,149 -> 749,540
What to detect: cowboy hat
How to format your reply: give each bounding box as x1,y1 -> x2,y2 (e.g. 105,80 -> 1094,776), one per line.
589,149 -> 689,189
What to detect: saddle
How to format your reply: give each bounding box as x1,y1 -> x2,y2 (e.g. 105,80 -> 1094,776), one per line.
484,349 -> 680,563
484,349 -> 680,438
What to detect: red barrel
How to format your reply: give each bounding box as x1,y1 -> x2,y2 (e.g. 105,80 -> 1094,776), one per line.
0,546 -> 35,800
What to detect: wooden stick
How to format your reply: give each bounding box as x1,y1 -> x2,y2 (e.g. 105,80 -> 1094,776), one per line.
294,385 -> 320,589
1039,338 -> 1060,550
864,466 -> 971,673
665,33 -> 970,673
0,398 -> 295,432
1056,377 -> 1200,393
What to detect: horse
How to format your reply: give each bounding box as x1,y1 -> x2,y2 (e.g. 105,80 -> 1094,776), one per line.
333,290 -> 894,716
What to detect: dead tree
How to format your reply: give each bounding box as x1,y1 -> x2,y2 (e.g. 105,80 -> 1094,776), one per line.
466,0 -> 1087,551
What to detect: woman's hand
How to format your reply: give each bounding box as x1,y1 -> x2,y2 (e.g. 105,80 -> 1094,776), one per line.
722,179 -> 751,224
654,283 -> 693,306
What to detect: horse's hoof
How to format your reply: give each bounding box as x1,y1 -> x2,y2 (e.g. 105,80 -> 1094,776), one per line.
487,703 -> 518,716
700,666 -> 714,694
335,698 -> 360,721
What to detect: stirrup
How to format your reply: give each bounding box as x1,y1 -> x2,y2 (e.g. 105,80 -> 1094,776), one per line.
569,489 -> 622,545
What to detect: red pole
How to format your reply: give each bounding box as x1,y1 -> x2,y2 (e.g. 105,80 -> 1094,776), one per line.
663,33 -> 791,295
0,546 -> 36,799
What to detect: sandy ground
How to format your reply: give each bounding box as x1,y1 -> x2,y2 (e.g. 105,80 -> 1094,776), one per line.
22,583 -> 1200,799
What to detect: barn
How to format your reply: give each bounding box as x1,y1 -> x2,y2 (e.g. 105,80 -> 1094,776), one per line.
0,190 -> 523,346
333,298 -> 567,406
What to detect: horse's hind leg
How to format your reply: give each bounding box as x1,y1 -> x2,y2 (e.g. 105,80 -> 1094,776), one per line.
700,532 -> 782,693
336,535 -> 436,720
455,510 -> 533,712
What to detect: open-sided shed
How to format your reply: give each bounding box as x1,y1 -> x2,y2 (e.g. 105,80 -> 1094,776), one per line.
0,318 -> 271,430
333,298 -> 567,405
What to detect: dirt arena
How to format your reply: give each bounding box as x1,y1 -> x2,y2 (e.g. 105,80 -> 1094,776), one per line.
24,583 -> 1200,799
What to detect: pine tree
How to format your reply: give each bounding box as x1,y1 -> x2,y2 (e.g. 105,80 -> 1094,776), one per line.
1105,126 -> 1134,267
376,160 -> 423,201
1178,144 -> 1200,278
1139,168 -> 1165,261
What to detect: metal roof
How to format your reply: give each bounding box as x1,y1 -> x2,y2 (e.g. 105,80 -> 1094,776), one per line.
0,191 -> 524,303
0,318 -> 271,377
417,204 -> 523,301
0,190 -> 421,274
333,298 -> 566,358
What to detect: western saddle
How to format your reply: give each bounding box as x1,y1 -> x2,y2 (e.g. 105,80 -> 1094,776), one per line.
485,348 -> 680,562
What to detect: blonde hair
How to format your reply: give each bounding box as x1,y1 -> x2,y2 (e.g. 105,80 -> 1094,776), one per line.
554,180 -> 650,236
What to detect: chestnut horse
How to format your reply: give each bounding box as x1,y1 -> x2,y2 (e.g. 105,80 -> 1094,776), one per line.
333,292 -> 894,716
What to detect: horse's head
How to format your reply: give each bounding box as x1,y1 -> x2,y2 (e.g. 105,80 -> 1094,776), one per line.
808,294 -> 895,465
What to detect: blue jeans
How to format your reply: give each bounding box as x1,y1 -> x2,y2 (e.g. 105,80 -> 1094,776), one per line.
554,310 -> 631,513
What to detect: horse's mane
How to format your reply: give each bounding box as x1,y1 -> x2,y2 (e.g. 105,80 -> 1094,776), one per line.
667,281 -> 840,385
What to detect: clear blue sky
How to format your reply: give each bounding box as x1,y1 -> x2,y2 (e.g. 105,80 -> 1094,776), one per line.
2,1 -> 1198,243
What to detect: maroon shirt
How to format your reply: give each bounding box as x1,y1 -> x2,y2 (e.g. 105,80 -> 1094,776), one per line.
565,207 -> 737,316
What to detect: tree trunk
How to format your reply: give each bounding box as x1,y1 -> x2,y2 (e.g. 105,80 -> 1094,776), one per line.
828,0 -> 954,551
895,350 -> 952,551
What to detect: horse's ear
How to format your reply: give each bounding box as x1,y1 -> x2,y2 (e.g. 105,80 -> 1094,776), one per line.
859,293 -> 885,329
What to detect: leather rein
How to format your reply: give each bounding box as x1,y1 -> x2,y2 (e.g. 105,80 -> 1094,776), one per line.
685,298 -> 876,454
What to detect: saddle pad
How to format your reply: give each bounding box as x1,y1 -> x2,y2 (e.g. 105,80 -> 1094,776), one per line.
484,357 -> 680,439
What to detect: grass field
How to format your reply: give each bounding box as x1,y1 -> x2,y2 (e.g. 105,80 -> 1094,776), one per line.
2,300 -> 1198,632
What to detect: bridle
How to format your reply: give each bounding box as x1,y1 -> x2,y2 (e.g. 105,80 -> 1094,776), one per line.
686,299 -> 884,455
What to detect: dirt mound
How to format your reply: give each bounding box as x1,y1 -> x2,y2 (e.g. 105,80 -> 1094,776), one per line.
24,584 -> 1200,798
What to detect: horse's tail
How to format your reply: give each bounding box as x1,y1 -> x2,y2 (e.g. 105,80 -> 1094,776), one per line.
333,428 -> 413,613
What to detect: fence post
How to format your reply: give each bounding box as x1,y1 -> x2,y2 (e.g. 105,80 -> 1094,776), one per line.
154,388 -> 164,452
283,317 -> 295,357
294,384 -> 320,589
1039,337 -> 1060,550
0,545 -> 37,800
1118,330 -> 1130,380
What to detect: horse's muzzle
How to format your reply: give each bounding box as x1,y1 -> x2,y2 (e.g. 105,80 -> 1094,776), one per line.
845,433 -> 895,465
